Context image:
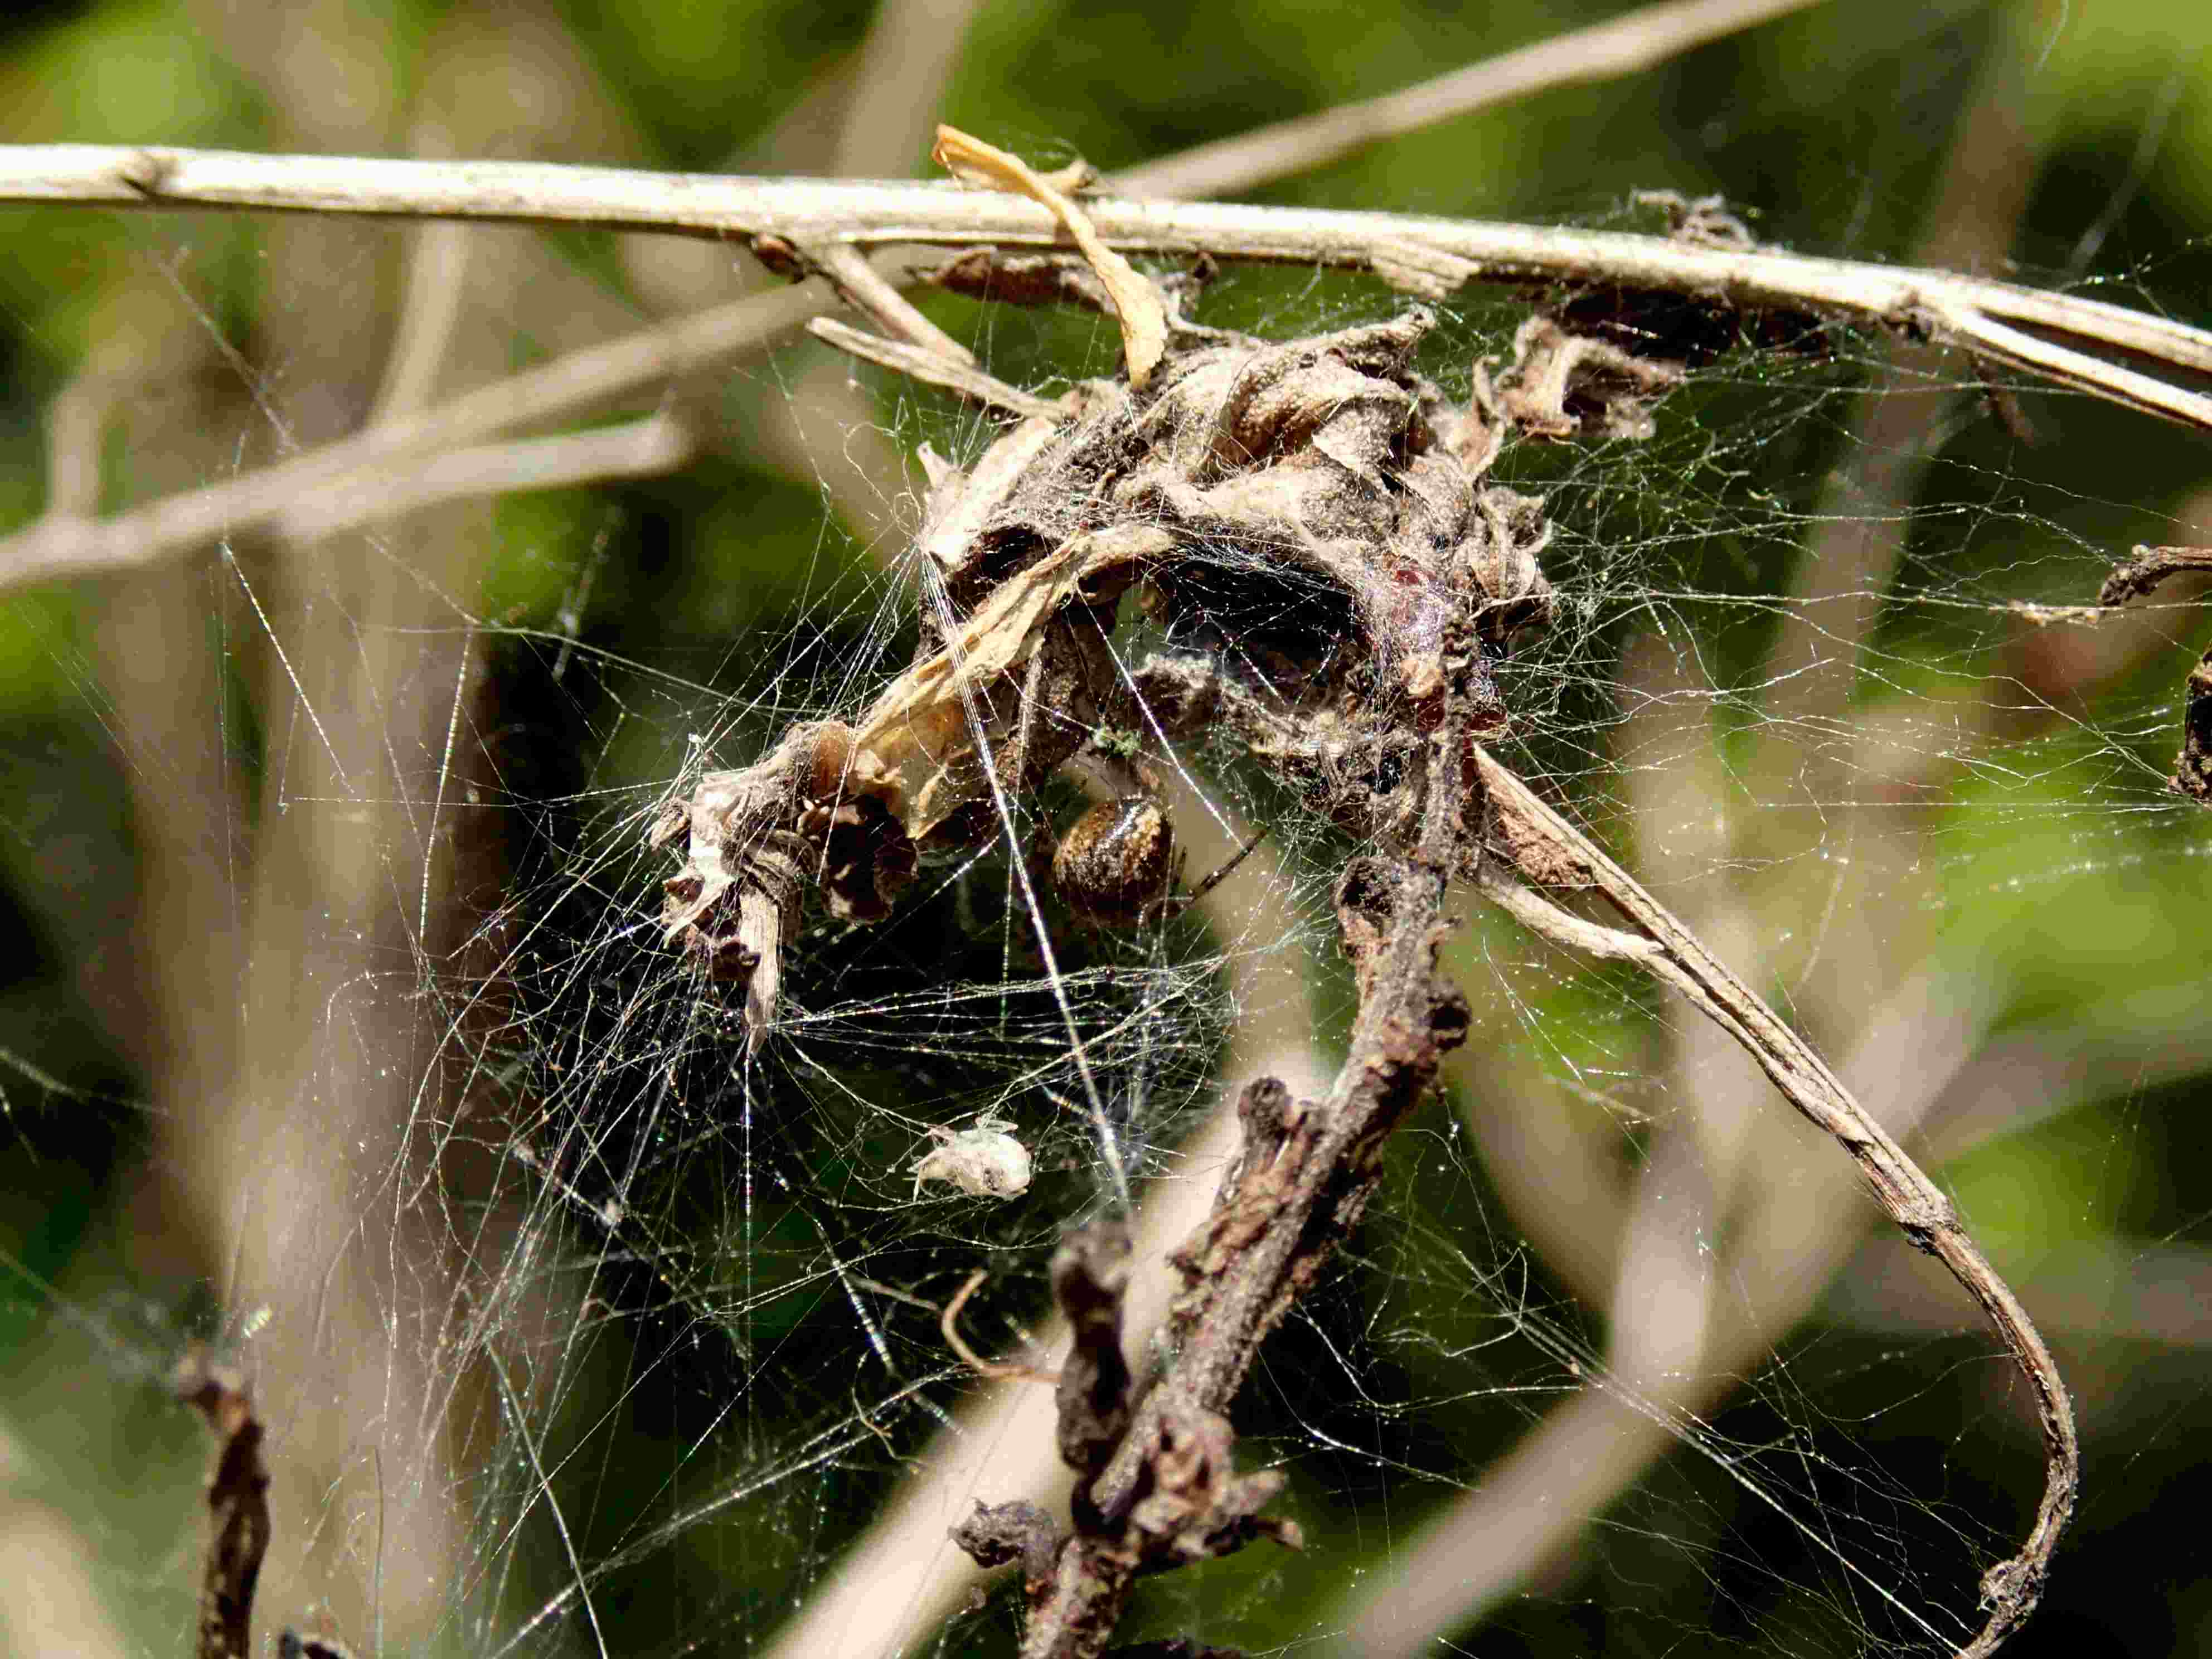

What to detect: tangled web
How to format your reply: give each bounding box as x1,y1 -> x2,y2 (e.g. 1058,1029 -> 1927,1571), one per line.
8,220 -> 2211,1659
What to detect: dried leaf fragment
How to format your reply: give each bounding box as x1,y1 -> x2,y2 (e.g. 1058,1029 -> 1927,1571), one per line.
1497,313 -> 1686,441
934,124 -> 1168,389
656,299 -> 1620,1047
1125,1400 -> 1302,1566
654,721 -> 916,1047
853,522 -> 1169,826
952,1498 -> 1063,1595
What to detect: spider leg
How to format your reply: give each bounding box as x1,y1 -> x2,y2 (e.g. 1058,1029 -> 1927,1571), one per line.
1151,826 -> 1266,921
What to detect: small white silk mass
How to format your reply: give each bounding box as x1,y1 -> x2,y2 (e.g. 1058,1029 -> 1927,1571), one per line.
911,1116 -> 1034,1200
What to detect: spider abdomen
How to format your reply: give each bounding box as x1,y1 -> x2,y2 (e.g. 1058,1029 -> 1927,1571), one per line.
1051,796 -> 1177,926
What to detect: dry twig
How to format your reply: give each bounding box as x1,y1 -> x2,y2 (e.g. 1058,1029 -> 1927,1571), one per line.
2,147 -> 2208,429
1469,750 -> 2077,1655
2097,542 -> 2212,607
172,1351 -> 271,1659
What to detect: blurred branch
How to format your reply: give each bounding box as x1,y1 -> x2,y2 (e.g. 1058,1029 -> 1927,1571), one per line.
0,283 -> 813,591
272,414 -> 694,544
830,0 -> 986,178
2,147 -> 2208,428
1837,1236 -> 2212,1347
807,240 -> 978,366
1116,0 -> 1827,200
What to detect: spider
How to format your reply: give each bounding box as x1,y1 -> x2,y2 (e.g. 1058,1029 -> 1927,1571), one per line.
1047,794 -> 1263,928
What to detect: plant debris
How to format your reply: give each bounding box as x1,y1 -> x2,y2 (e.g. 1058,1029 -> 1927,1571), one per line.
173,1350 -> 271,1659
653,302 -> 1592,1046
2094,542 -> 2212,803
649,220 -> 2078,1653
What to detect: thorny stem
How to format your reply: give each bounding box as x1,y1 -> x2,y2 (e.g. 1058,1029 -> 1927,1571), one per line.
2,147 -> 2210,428
1471,746 -> 2078,1656
1016,682 -> 1477,1659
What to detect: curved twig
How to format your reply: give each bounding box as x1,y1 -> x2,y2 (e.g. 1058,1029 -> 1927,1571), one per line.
942,1268 -> 1060,1386
1471,746 -> 2077,1657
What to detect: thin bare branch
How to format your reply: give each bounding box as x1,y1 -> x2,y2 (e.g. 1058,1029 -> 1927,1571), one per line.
809,240 -> 979,367
1837,1235 -> 2212,1346
2098,541 -> 2212,607
273,414 -> 695,544
1471,745 -> 2078,1657
808,317 -> 1068,420
830,0 -> 985,178
3,147 -> 2205,426
0,282 -> 812,591
1117,0 -> 1827,200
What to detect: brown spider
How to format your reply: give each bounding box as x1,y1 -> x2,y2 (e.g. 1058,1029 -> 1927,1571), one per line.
1047,794 -> 1262,927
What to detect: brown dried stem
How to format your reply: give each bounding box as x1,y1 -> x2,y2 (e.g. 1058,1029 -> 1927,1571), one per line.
2095,542 -> 2212,802
1470,747 -> 2078,1656
2097,542 -> 2212,607
2,148 -> 2208,428
173,1352 -> 271,1659
1009,677 -> 1477,1659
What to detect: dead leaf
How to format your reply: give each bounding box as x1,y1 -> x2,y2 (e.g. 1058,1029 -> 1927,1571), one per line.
933,124 -> 1167,390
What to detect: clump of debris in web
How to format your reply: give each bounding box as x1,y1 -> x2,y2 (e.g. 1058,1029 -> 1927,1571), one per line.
649,288 -> 1697,1047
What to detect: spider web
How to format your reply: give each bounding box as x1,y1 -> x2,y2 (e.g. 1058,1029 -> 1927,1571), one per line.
6,96 -> 2212,1659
